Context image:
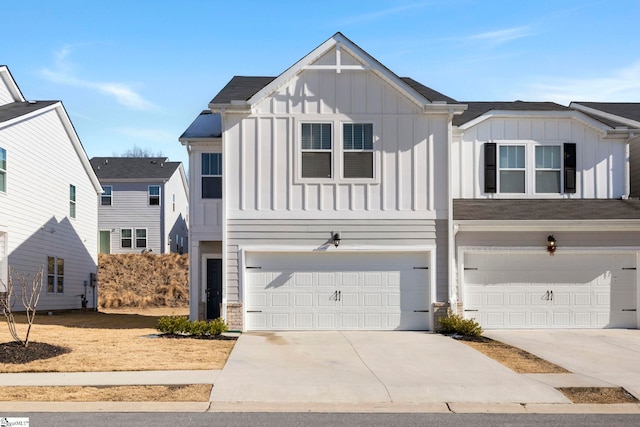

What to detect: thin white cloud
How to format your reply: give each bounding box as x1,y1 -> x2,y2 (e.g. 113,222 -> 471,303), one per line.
520,61 -> 640,104
41,45 -> 157,111
336,1 -> 432,25
465,26 -> 533,46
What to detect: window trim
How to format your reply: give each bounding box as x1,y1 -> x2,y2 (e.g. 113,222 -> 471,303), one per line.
535,145 -> 562,194
498,144 -> 526,194
69,184 -> 76,218
101,185 -> 113,206
121,228 -> 133,248
148,185 -> 160,206
135,228 -> 147,249
300,122 -> 333,180
342,122 -> 374,179
47,255 -> 64,294
201,152 -> 222,199
0,147 -> 6,194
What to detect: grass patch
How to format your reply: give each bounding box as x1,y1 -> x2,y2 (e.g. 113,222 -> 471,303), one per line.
559,387 -> 639,404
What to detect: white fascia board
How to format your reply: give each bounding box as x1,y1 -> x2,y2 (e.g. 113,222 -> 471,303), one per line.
455,219 -> 640,232
457,110 -> 610,136
179,136 -> 222,146
571,102 -> 640,129
238,244 -> 435,253
0,66 -> 25,102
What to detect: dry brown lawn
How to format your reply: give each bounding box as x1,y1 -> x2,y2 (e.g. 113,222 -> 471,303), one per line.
0,307 -> 235,373
559,387 -> 639,404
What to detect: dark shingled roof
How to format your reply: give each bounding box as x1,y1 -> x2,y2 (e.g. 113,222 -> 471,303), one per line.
210,76 -> 457,105
574,102 -> 640,123
453,101 -> 569,127
180,110 -> 222,139
454,199 -> 640,221
0,101 -> 58,123
90,157 -> 181,180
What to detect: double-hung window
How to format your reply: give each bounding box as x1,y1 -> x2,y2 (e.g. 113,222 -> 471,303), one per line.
69,184 -> 77,218
101,185 -> 112,206
121,229 -> 133,248
535,146 -> 561,193
148,186 -> 160,206
0,147 -> 6,193
47,256 -> 64,294
498,146 -> 525,193
343,123 -> 373,178
301,123 -> 332,178
136,229 -> 147,248
201,153 -> 222,198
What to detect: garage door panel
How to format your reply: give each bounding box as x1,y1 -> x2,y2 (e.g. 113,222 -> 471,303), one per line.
464,252 -> 637,329
245,252 -> 430,331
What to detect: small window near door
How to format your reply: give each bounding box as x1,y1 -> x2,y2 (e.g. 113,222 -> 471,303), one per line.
121,228 -> 133,248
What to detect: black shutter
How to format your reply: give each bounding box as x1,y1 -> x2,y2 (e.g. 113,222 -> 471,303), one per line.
484,142 -> 497,193
564,143 -> 576,193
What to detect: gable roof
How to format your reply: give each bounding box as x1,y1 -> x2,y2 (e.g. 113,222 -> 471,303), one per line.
453,199 -> 640,221
90,157 -> 182,181
572,102 -> 640,122
0,100 -> 59,123
452,101 -> 570,127
0,65 -> 25,104
179,110 -> 222,140
209,33 -> 463,113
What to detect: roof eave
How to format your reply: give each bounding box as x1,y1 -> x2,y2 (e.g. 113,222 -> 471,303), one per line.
454,219 -> 640,232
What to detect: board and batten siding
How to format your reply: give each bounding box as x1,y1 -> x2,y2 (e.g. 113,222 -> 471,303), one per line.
189,143 -> 223,240
629,140 -> 640,198
97,182 -> 162,254
0,106 -> 98,310
452,117 -> 627,199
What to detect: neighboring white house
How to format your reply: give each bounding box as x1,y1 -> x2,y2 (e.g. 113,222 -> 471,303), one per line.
0,65 -> 103,310
89,157 -> 189,255
181,34 -> 640,331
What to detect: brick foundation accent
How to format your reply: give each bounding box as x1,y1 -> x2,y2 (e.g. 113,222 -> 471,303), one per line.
225,303 -> 243,331
432,302 -> 465,331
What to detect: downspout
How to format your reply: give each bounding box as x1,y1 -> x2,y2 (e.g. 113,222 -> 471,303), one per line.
625,138 -> 631,198
220,107 -> 228,325
447,108 -> 456,317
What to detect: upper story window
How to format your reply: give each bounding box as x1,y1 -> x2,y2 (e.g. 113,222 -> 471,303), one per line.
148,185 -> 160,206
202,153 -> 222,199
0,147 -> 6,193
485,142 -> 576,195
47,256 -> 64,294
301,123 -> 332,178
101,185 -> 112,206
69,184 -> 76,218
172,193 -> 176,212
343,123 -> 373,178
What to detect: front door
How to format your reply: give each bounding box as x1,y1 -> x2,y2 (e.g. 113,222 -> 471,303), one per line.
206,258 -> 223,319
99,231 -> 111,254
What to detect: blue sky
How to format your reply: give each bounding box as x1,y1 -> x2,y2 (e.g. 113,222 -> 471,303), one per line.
2,0 -> 639,167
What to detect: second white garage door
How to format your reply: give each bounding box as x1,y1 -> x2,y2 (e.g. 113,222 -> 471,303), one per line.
244,252 -> 431,331
463,251 -> 637,329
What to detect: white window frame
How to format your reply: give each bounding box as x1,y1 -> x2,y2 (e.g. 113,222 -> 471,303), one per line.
299,122 -> 333,180
148,185 -> 160,206
101,185 -> 113,206
0,147 -> 6,194
47,255 -> 64,294
201,153 -> 222,199
135,228 -> 147,249
342,122 -> 374,179
498,145 -> 526,194
121,228 -> 133,248
69,184 -> 77,218
534,145 -> 562,194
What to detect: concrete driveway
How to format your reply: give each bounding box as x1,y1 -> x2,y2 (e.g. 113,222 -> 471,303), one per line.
210,331 -> 568,405
485,330 -> 640,399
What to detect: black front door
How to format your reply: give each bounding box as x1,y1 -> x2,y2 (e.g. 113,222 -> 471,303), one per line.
206,258 -> 223,319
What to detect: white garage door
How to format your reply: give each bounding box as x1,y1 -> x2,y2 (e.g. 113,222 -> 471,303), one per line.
463,251 -> 637,329
244,252 -> 430,331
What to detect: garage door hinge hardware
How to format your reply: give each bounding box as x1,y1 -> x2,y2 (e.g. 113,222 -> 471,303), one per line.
622,309 -> 637,312
464,267 -> 478,271
413,310 -> 430,313
247,310 -> 262,313
246,266 -> 262,269
622,267 -> 637,270
413,266 -> 429,269
464,309 -> 479,312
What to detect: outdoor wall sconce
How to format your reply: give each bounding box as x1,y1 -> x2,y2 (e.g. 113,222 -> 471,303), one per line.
547,235 -> 557,255
332,232 -> 341,248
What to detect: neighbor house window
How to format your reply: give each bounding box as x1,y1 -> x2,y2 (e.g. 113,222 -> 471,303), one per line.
343,123 -> 373,178
172,193 -> 176,212
47,256 -> 64,294
0,147 -> 6,193
499,146 -> 525,193
201,153 -> 222,199
121,228 -> 133,248
69,184 -> 76,218
135,229 -> 147,248
535,146 -> 561,193
101,185 -> 112,206
301,123 -> 332,178
148,185 -> 160,206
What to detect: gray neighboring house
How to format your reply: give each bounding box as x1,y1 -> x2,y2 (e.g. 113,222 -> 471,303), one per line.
89,157 -> 189,255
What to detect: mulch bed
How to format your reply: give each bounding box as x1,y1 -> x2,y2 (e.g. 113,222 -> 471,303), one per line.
0,341 -> 71,364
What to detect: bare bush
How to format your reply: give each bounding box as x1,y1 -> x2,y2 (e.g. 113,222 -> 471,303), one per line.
0,267 -> 44,347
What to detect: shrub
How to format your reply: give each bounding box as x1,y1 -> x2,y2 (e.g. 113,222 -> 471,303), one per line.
438,312 -> 483,337
157,316 -> 228,336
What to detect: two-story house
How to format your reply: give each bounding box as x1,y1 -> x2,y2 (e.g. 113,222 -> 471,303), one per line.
89,157 -> 189,255
181,34 -> 640,331
0,65 -> 103,310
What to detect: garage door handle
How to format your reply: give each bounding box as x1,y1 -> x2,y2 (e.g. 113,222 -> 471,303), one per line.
622,309 -> 637,312
413,310 -> 430,313
464,309 -> 479,312
247,310 -> 262,313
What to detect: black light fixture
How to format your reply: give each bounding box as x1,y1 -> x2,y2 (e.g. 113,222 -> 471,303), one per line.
332,232 -> 341,248
547,235 -> 557,255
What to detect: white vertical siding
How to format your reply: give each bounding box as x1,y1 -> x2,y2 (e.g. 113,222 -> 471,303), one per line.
189,143 -> 223,241
0,107 -> 98,310
452,116 -> 627,199
163,167 -> 189,253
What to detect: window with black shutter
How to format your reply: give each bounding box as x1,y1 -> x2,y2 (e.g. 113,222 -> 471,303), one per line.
484,142 -> 497,193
